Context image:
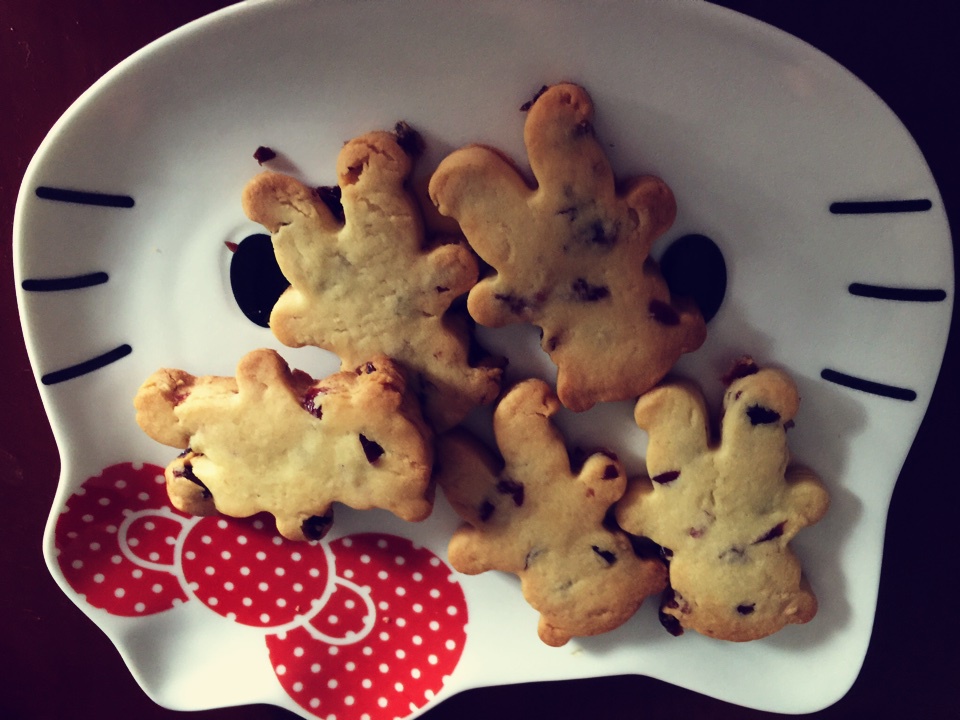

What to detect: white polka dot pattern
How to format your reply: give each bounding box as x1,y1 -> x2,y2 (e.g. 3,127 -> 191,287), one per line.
267,534 -> 467,720
53,464 -> 470,720
181,513 -> 331,627
54,463 -> 189,614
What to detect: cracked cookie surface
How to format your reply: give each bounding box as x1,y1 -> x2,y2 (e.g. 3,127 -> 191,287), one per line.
429,83 -> 705,411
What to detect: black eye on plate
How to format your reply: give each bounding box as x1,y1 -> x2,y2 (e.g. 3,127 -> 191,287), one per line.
659,233 -> 726,323
229,233 -> 290,328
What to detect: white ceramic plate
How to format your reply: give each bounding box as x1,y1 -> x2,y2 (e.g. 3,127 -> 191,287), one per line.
14,0 -> 953,717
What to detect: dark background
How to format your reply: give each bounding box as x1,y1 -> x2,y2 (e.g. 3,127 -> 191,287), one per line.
2,2 -> 957,718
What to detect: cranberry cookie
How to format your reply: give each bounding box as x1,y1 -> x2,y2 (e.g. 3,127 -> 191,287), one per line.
615,358 -> 830,641
436,378 -> 667,646
243,125 -> 502,431
134,350 -> 433,541
429,83 -> 705,411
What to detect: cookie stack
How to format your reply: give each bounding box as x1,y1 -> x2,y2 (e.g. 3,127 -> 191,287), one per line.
134,83 -> 828,645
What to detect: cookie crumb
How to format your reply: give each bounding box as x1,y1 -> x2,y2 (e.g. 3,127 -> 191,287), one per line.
253,146 -> 277,164
519,85 -> 549,112
394,121 -> 425,158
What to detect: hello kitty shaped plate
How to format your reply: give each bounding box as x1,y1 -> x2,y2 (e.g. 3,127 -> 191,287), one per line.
13,0 -> 954,717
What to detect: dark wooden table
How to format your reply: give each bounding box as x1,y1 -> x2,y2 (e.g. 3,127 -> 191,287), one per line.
2,2 -> 958,718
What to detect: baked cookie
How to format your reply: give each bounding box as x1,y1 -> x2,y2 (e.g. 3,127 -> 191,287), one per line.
436,378 -> 667,646
615,358 -> 830,641
242,125 -> 502,432
429,83 -> 705,412
134,350 -> 434,541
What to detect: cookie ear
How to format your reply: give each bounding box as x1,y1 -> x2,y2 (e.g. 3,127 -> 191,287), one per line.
783,464 -> 830,535
614,475 -> 658,538
718,369 -> 799,479
234,348 -> 291,396
619,175 -> 677,248
492,379 -> 567,475
134,369 -> 196,448
242,172 -> 340,234
634,380 -> 711,470
524,83 -> 613,200
429,144 -> 532,262
416,242 -> 479,315
577,452 -> 627,506
165,452 -> 217,516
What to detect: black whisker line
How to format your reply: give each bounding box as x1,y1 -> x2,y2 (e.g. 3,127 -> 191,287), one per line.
22,272 -> 109,292
830,199 -> 931,215
41,344 -> 132,385
820,368 -> 917,401
35,186 -> 135,208
848,283 -> 946,302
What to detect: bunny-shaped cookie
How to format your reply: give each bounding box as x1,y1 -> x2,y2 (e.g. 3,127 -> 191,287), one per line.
616,359 -> 829,641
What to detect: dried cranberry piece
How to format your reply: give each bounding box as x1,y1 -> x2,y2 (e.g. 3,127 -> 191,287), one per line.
573,120 -> 595,138
753,521 -> 786,544
591,546 -> 617,565
494,293 -> 528,314
652,470 -> 680,484
659,610 -> 684,637
627,535 -> 666,561
719,546 -> 747,562
301,388 -> 323,419
570,446 -> 619,473
479,500 -> 495,522
519,85 -> 549,112
174,461 -> 211,499
648,299 -> 680,326
393,121 -> 425,158
523,547 -> 543,569
572,277 -> 610,302
495,478 -> 525,507
253,146 -> 276,164
746,405 -> 781,425
587,219 -> 616,245
301,513 -> 333,540
358,434 -> 384,463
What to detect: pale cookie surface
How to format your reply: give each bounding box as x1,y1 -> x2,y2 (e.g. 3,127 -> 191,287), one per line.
429,83 -> 705,412
134,350 -> 433,541
243,127 -> 502,431
436,378 -> 667,646
615,359 -> 830,641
